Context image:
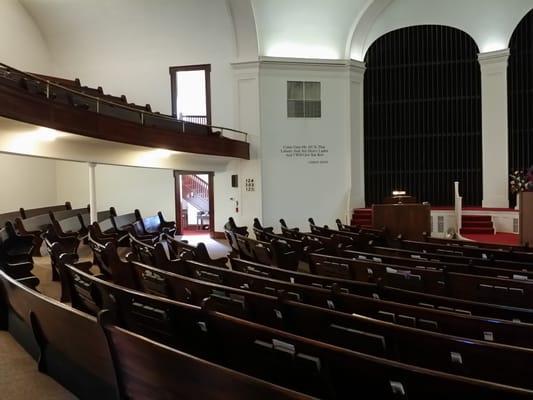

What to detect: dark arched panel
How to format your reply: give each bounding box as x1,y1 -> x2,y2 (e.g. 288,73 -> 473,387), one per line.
508,9 -> 533,207
364,25 -> 482,206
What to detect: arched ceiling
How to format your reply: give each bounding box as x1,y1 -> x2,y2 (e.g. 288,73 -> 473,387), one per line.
18,0 -> 533,64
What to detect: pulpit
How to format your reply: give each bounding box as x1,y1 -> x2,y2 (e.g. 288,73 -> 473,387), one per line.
373,201 -> 431,241
519,191 -> 533,246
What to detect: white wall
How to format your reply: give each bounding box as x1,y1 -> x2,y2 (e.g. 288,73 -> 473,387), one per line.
259,60 -> 351,230
0,0 -> 52,72
22,0 -> 237,128
0,153 -> 57,213
55,161 -> 174,220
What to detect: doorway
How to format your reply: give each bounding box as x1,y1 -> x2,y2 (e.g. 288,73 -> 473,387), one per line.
170,64 -> 211,125
174,170 -> 214,237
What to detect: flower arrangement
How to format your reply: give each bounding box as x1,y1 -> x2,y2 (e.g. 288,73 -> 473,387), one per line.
510,169 -> 529,193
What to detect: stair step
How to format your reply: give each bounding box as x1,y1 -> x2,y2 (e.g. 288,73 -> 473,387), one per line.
462,215 -> 492,222
462,221 -> 494,228
460,227 -> 495,235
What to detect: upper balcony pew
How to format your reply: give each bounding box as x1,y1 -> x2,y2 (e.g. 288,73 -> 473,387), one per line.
0,64 -> 250,159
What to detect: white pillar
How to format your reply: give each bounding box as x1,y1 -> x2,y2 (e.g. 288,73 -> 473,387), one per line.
348,60 -> 366,210
478,49 -> 510,208
88,162 -> 97,223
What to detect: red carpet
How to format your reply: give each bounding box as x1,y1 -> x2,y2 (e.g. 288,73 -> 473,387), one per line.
181,228 -> 210,236
461,232 -> 519,246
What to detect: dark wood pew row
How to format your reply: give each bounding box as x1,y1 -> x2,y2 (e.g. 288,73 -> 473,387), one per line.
370,244 -> 533,272
0,270 -> 117,399
0,223 -> 35,282
335,218 -> 387,237
230,257 -> 533,324
20,201 -> 72,219
224,216 -> 249,255
108,208 -> 137,245
341,247 -> 533,281
134,209 -> 176,236
307,217 -> 388,246
164,234 -> 228,268
169,259 -> 533,349
253,219 -> 326,262
424,234 -> 531,252
312,252 -> 533,309
100,319 -> 310,400
400,238 -> 533,263
0,268 -> 308,400
3,66 -> 230,140
62,262 -> 533,393
232,233 -> 300,270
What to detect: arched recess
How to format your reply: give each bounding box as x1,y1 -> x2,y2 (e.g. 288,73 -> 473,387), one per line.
508,8 -> 533,207
226,0 -> 259,61
363,25 -> 482,206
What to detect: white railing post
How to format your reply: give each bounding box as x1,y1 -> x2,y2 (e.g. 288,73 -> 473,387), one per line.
454,181 -> 462,233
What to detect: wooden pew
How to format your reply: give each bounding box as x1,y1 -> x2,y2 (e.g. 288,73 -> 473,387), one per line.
0,223 -> 34,281
99,317 -> 311,400
311,252 -> 533,309
164,234 -> 227,268
234,233 -> 299,270
134,209 -> 176,236
340,247 -> 533,281
19,201 -> 71,219
64,263 -> 533,393
154,259 -> 533,349
49,243 -> 92,301
231,256 -> 533,324
399,238 -> 533,265
0,270 -> 117,399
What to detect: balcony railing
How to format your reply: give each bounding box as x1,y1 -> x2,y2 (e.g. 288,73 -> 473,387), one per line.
0,62 -> 248,143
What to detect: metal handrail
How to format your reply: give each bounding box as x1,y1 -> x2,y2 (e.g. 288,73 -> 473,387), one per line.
0,62 -> 248,142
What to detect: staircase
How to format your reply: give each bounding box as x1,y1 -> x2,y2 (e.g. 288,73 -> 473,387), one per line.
460,215 -> 494,235
351,208 -> 372,228
182,175 -> 209,212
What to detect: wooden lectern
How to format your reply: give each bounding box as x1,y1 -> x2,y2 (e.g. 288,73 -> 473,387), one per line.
373,201 -> 431,241
519,191 -> 533,246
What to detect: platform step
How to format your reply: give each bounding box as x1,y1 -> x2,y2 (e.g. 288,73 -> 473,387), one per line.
460,227 -> 495,235
462,221 -> 494,228
462,215 -> 492,222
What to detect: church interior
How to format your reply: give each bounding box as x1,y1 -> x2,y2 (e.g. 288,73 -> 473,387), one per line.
2,0 -> 533,398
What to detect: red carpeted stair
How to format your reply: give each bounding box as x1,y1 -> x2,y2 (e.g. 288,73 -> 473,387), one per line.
351,208 -> 372,228
460,215 -> 494,235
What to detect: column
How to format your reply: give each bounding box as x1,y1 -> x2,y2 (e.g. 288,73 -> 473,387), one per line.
348,60 -> 366,210
478,49 -> 510,208
88,162 -> 97,223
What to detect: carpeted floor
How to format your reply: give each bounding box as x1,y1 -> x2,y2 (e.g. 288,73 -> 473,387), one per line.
462,232 -> 520,246
0,332 -> 77,400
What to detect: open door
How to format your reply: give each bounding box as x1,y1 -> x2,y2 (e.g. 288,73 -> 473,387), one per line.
174,171 -> 214,237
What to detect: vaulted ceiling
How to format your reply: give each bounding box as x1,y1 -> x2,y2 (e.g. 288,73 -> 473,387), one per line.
18,0 -> 533,62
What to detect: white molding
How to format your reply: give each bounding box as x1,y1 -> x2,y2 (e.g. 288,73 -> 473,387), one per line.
478,48 -> 510,65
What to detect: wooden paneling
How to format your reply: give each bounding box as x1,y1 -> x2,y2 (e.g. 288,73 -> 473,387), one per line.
519,192 -> 533,246
364,25 -> 482,206
372,203 -> 431,241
